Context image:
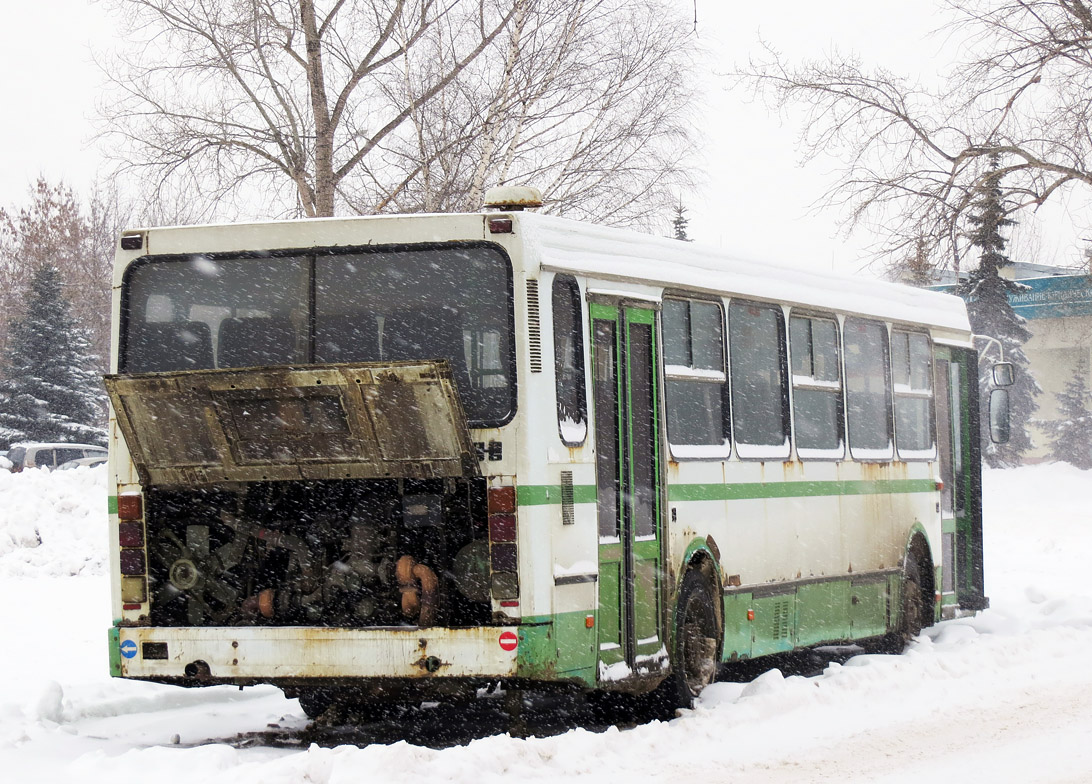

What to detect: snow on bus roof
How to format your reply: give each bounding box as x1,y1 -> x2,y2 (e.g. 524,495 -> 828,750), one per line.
519,213 -> 971,336
123,210 -> 970,338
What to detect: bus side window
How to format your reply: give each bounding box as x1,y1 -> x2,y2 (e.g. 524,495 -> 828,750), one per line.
729,300 -> 790,460
552,275 -> 587,446
844,318 -> 894,461
663,297 -> 729,458
892,330 -> 936,459
790,314 -> 844,459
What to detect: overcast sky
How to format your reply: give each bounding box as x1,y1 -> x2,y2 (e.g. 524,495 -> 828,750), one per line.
1,1 -> 1080,274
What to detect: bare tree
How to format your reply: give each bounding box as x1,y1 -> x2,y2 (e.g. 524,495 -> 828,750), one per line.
98,0 -> 697,226
378,0 -> 697,226
735,1 -> 1092,273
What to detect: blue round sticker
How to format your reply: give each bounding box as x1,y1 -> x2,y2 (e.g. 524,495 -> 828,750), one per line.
120,639 -> 138,659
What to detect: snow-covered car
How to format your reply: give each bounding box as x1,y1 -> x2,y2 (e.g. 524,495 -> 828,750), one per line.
57,454 -> 109,470
6,443 -> 107,472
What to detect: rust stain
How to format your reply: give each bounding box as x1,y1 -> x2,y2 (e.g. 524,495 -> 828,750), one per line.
781,459 -> 804,481
860,462 -> 889,481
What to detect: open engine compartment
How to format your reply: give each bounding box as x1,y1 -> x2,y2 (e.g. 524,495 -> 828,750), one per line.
146,477 -> 493,629
105,361 -> 498,630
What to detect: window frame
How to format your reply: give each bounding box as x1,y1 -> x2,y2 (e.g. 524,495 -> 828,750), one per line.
661,294 -> 731,460
891,327 -> 937,460
552,273 -> 589,447
842,316 -> 894,462
119,241 -> 517,429
788,310 -> 846,460
728,298 -> 791,461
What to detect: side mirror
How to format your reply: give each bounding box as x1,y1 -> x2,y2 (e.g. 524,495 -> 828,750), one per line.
992,362 -> 1014,387
990,388 -> 1011,443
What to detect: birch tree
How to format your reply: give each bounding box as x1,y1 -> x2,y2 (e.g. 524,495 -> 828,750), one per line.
99,0 -> 697,225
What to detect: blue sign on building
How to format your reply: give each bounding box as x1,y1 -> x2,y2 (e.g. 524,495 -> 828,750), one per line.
935,274 -> 1092,320
1007,276 -> 1092,320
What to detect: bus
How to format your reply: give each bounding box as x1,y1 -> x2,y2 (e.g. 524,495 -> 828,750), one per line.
105,187 -> 992,721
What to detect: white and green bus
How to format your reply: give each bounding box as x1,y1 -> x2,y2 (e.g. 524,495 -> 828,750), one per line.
105,189 -> 992,718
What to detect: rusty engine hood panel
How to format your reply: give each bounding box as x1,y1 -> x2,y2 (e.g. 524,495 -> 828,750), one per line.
104,362 -> 480,486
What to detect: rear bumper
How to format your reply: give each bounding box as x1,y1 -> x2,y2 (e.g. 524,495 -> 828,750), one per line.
110,625 -> 520,684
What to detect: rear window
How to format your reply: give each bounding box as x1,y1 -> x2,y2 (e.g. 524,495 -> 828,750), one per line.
121,244 -> 515,428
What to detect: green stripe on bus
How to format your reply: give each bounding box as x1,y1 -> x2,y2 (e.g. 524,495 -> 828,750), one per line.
108,496 -> 118,515
668,478 -> 936,502
517,485 -> 597,506
516,478 -> 934,506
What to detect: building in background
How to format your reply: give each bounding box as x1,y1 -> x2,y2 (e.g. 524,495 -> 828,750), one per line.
933,263 -> 1092,462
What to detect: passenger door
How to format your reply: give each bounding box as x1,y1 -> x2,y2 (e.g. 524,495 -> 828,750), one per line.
591,301 -> 666,679
935,347 -> 985,610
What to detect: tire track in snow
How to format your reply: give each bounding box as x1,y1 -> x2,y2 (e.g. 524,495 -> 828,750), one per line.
700,671 -> 1092,783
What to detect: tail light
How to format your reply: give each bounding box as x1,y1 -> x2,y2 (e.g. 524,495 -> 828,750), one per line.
117,492 -> 147,607
488,486 -> 519,601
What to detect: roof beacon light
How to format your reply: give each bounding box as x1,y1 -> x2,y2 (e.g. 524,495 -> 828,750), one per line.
483,185 -> 543,211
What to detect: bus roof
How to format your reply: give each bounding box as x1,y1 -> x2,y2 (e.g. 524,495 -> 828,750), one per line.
118,210 -> 971,342
518,213 -> 972,341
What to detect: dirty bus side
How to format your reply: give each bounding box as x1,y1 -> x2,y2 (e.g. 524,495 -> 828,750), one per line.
106,231 -> 537,717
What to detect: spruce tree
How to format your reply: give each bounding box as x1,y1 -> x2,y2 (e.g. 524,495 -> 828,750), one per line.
0,265 -> 106,448
1040,359 -> 1092,469
672,203 -> 692,242
954,155 -> 1040,467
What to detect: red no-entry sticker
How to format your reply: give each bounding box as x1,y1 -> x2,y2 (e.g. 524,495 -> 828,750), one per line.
499,631 -> 519,651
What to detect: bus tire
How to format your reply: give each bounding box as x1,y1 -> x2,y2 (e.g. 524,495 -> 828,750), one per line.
667,569 -> 720,710
299,688 -> 406,724
899,557 -> 926,645
297,688 -> 334,720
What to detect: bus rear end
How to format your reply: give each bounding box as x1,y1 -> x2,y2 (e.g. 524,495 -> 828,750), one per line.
105,217 -> 537,715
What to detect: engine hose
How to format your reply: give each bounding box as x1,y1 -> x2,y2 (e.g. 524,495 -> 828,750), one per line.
396,555 -> 439,628
397,555 -> 421,618
213,511 -> 322,597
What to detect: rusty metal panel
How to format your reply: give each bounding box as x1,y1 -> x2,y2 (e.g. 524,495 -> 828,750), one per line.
104,361 -> 480,486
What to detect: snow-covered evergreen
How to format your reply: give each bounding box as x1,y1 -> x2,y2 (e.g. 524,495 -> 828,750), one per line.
954,156 -> 1040,467
1040,359 -> 1092,469
672,203 -> 692,242
0,265 -> 106,448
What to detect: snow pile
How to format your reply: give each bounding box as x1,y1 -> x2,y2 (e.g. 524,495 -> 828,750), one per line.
0,464 -> 107,577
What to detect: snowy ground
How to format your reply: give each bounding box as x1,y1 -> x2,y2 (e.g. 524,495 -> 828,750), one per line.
1,463 -> 1090,783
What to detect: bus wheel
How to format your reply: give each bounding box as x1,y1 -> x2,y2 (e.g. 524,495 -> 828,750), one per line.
672,570 -> 719,708
899,557 -> 926,645
297,688 -> 334,720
